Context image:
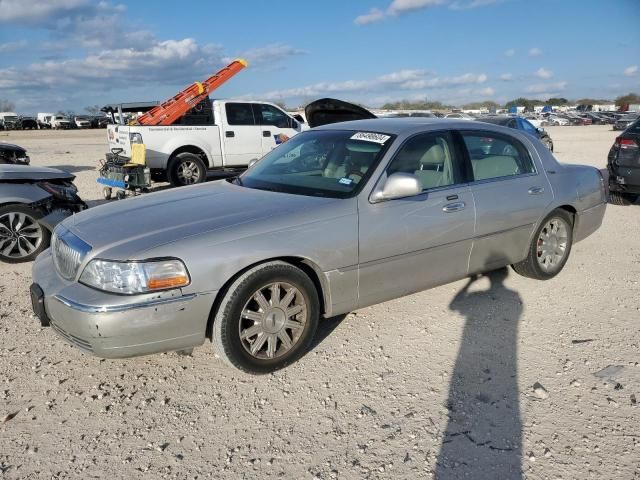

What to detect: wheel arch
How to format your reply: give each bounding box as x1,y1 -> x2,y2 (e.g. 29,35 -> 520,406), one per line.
205,256 -> 329,341
168,145 -> 211,168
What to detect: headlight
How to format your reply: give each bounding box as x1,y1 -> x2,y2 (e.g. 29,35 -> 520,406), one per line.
79,259 -> 190,294
39,181 -> 78,200
129,133 -> 143,144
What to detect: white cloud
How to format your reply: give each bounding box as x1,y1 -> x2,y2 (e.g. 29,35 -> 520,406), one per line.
500,73 -> 513,81
528,47 -> 542,57
624,65 -> 638,76
0,0 -> 91,23
0,40 -> 27,53
535,67 -> 553,79
525,81 -> 568,94
355,0 -> 499,24
228,44 -> 304,66
477,87 -> 495,96
504,48 -> 515,57
248,69 -> 489,102
354,8 -> 386,25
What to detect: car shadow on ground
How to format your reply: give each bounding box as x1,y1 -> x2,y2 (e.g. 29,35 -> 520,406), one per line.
435,268 -> 524,479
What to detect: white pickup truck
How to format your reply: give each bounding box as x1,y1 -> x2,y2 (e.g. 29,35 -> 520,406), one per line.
106,99 -> 305,186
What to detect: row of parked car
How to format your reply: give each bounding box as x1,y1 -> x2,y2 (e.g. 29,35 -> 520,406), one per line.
0,112 -> 110,130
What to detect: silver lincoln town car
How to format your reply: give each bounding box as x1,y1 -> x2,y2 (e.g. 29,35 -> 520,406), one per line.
31,117 -> 606,373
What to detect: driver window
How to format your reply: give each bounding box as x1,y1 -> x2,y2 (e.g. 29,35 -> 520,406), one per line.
386,132 -> 461,191
254,104 -> 291,128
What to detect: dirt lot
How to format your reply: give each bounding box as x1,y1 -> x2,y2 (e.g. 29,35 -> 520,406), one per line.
0,126 -> 638,480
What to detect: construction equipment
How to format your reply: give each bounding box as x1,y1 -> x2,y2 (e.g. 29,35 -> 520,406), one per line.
98,145 -> 151,200
134,58 -> 248,126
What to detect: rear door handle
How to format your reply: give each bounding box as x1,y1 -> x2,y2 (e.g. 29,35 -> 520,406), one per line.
528,186 -> 545,195
225,131 -> 235,138
442,202 -> 465,213
263,130 -> 271,137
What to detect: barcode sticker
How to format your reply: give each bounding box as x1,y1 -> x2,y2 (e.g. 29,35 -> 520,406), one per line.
350,132 -> 391,144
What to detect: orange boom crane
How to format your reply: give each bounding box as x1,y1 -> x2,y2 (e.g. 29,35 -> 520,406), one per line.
134,58 -> 248,126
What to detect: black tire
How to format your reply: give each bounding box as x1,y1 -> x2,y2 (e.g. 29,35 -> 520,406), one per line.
213,261 -> 320,374
103,187 -> 112,200
512,209 -> 573,280
0,204 -> 50,263
609,191 -> 637,206
543,138 -> 554,152
115,190 -> 126,200
168,153 -> 206,187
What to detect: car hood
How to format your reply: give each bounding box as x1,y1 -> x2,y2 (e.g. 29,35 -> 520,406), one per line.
304,98 -> 377,128
0,164 -> 74,181
63,180 -> 341,260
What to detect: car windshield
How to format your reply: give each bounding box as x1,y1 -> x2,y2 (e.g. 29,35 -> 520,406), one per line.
237,130 -> 394,198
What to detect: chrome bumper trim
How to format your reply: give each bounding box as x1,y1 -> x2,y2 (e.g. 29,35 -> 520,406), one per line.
53,293 -> 197,314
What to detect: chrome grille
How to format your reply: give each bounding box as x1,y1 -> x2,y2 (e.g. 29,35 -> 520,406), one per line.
51,226 -> 91,280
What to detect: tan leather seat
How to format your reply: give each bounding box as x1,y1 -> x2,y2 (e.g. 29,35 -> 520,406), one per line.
472,155 -> 520,180
414,144 -> 448,189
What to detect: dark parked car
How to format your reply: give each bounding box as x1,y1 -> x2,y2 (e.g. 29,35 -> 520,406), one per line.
607,119 -> 640,205
614,114 -> 639,131
18,117 -> 38,130
476,115 -> 554,151
0,143 -> 30,165
0,165 -> 86,262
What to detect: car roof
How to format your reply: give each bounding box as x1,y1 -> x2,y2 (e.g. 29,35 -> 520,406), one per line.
476,116 -> 511,125
315,117 -> 489,135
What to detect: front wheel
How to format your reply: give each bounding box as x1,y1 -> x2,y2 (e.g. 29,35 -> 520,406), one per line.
0,205 -> 50,263
168,153 -> 206,187
213,261 -> 320,374
512,209 -> 573,280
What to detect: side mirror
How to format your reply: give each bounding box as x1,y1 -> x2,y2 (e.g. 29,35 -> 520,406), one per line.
248,158 -> 259,169
370,173 -> 422,203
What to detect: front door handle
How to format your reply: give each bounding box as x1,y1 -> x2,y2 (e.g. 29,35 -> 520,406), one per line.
263,130 -> 271,137
443,201 -> 465,213
225,131 -> 235,138
528,186 -> 545,195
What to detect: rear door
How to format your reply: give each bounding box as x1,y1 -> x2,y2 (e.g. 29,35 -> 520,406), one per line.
221,102 -> 262,166
253,103 -> 299,155
458,130 -> 553,273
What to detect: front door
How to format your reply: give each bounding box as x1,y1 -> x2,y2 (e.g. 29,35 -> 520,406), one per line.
253,103 -> 300,155
458,130 -> 553,273
222,102 -> 262,166
357,131 -> 476,308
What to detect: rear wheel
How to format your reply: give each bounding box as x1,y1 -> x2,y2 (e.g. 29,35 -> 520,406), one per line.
213,261 -> 320,374
512,209 -> 573,280
609,191 -> 637,206
0,205 -> 50,263
168,153 -> 206,187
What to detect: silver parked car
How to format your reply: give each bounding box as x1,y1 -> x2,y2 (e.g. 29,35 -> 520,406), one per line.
31,118 -> 607,373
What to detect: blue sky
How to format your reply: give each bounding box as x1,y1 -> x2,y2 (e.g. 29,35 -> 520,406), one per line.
0,0 -> 638,114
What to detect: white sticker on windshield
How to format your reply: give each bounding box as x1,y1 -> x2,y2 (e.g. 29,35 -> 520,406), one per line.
350,132 -> 391,144
338,177 -> 353,185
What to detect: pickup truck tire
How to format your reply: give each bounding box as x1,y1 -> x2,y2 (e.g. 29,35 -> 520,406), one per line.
512,209 -> 573,280
168,153 -> 206,187
213,261 -> 320,374
0,204 -> 50,263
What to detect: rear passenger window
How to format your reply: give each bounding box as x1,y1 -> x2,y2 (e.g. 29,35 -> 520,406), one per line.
225,103 -> 256,125
386,132 -> 463,191
462,132 -> 535,181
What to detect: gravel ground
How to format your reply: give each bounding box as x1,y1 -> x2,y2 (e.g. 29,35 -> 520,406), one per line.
0,126 -> 638,480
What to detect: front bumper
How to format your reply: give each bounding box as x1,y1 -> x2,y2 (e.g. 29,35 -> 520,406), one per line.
31,251 -> 213,358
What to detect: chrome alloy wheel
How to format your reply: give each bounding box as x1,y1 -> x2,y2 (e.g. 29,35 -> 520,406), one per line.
239,282 -> 307,360
177,160 -> 201,184
0,211 -> 43,259
536,218 -> 568,272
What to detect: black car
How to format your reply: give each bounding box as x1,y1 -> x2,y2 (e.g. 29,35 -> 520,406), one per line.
0,143 -> 30,165
476,115 -> 554,151
18,117 -> 38,130
607,119 -> 640,205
